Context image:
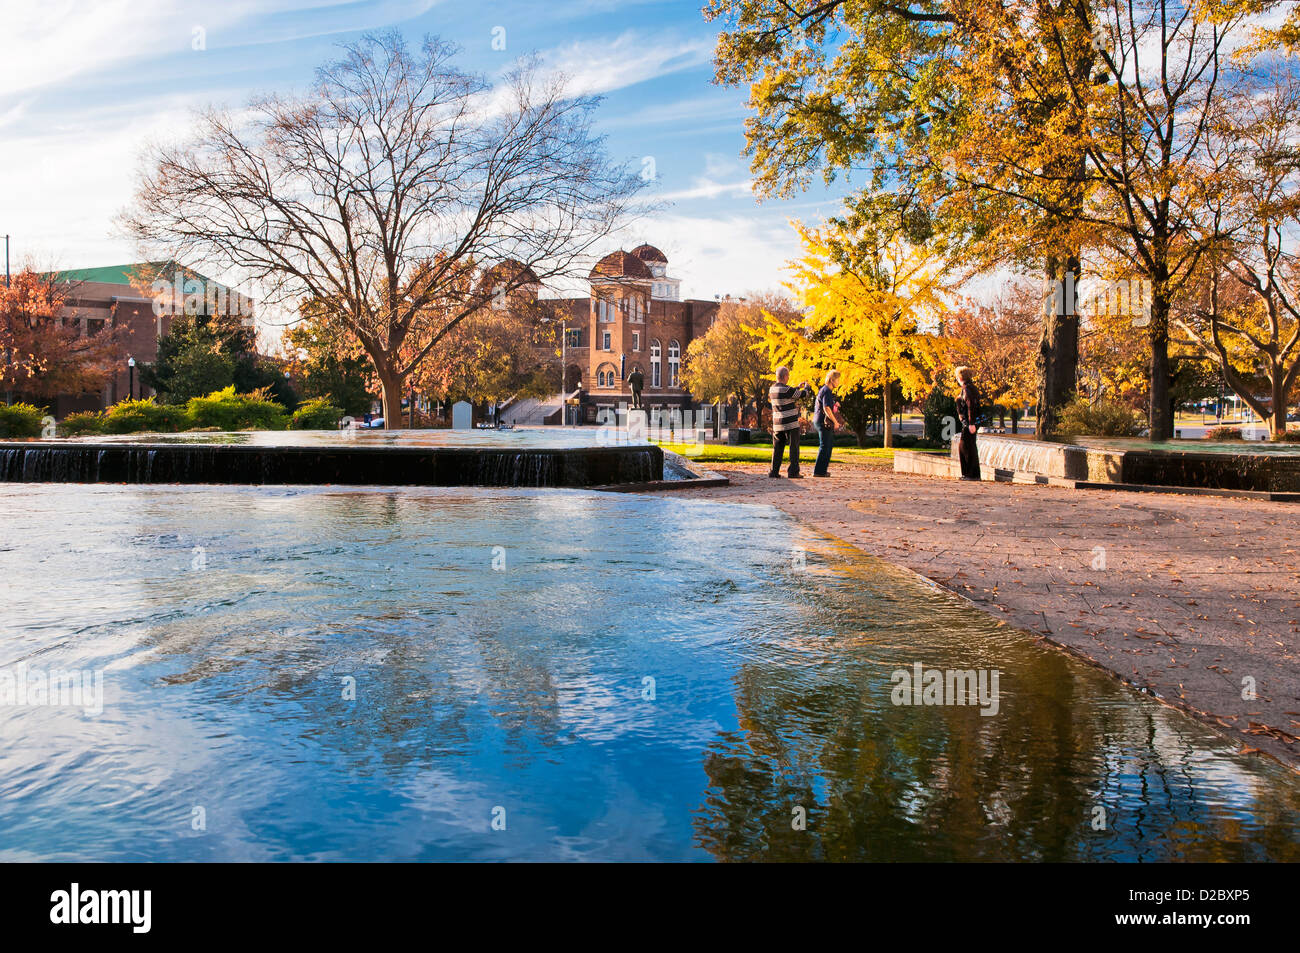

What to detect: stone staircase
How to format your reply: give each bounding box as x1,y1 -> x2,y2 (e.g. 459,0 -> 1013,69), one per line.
500,395 -> 562,426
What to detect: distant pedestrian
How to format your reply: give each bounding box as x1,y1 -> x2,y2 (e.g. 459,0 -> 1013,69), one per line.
812,369 -> 842,477
768,366 -> 812,478
955,365 -> 981,481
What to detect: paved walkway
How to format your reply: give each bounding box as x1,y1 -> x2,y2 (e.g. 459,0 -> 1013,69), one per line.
678,461 -> 1300,769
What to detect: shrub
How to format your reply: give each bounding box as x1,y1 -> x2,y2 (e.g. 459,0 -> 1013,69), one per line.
0,402 -> 47,438
1056,398 -> 1145,440
1204,426 -> 1244,441
922,385 -> 958,443
290,397 -> 344,430
185,386 -> 288,430
102,398 -> 189,434
59,411 -> 105,436
1272,428 -> 1300,443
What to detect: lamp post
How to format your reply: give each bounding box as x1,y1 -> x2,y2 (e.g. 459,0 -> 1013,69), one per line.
127,357 -> 136,401
559,320 -> 567,427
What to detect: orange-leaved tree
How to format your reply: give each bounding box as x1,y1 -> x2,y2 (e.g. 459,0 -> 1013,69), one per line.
1,269 -> 123,404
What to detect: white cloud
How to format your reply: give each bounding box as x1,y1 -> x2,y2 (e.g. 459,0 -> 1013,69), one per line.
0,1 -> 441,99
657,180 -> 755,202
531,29 -> 714,98
617,211 -> 801,300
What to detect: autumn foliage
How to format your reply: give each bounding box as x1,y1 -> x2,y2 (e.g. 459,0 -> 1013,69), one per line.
0,269 -> 123,401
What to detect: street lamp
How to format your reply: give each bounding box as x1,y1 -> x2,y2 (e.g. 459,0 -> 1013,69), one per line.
127,357 -> 136,401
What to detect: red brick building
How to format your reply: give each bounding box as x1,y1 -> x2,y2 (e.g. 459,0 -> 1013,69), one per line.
550,244 -> 720,423
48,263 -> 253,416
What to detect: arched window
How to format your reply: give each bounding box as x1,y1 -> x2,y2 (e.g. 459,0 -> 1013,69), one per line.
668,340 -> 680,388
650,340 -> 661,388
596,364 -> 616,388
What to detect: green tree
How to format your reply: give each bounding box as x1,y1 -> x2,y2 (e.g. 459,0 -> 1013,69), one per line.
144,315 -> 294,406
284,306 -> 376,417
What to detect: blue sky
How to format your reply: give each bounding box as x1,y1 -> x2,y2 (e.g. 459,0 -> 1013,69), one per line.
0,0 -> 850,307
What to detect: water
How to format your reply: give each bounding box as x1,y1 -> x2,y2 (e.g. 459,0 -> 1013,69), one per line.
1080,437 -> 1300,455
1,485 -> 1297,861
974,435 -> 1076,475
58,427 -> 648,449
0,431 -> 661,487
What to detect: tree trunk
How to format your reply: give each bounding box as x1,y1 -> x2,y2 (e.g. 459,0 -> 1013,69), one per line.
882,379 -> 894,449
1036,254 -> 1080,441
1270,373 -> 1285,439
378,366 -> 405,429
1148,291 -> 1173,441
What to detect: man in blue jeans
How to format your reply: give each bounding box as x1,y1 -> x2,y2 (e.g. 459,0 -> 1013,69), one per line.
813,369 -> 842,477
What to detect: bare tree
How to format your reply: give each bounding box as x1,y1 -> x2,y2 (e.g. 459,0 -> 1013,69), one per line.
1179,76 -> 1300,438
121,31 -> 644,426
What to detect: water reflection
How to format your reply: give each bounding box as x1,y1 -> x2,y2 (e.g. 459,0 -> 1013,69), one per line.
0,485 -> 1296,861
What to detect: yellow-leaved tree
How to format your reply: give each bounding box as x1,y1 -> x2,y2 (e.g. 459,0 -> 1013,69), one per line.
752,220 -> 949,447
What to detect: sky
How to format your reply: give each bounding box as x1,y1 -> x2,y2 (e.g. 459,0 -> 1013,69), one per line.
0,0 -> 852,316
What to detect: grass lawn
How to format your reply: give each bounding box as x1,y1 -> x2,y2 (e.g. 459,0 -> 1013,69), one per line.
655,441 -> 947,466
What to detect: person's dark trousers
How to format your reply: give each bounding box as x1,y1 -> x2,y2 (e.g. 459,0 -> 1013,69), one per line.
959,428 -> 981,480
813,424 -> 834,475
770,428 -> 802,476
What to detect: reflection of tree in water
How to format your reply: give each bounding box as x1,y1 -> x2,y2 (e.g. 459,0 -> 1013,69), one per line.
694,605 -> 1300,862
127,490 -> 580,778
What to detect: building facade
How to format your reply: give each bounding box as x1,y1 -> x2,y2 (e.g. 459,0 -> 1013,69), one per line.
550,244 -> 719,423
46,263 -> 254,416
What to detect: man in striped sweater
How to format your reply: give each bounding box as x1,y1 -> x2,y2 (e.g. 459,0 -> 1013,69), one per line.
768,366 -> 812,478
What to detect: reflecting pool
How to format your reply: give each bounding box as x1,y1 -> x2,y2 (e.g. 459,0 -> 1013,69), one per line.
60,427 -> 647,449
1,485 -> 1297,861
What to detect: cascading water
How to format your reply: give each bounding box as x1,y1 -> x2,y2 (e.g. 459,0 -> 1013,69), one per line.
0,438 -> 663,488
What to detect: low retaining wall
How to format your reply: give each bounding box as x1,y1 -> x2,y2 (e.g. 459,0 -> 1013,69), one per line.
0,442 -> 663,488
928,433 -> 1300,493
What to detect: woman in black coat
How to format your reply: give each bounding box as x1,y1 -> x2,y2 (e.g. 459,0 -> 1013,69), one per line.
954,366 -> 981,481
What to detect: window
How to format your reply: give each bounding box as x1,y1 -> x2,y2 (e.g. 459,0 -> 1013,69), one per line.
632,332 -> 640,352
565,329 -> 581,348
668,340 -> 680,388
650,340 -> 661,388
597,364 -> 616,388
602,331 -> 611,351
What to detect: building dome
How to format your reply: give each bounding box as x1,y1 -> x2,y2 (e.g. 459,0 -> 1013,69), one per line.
630,244 -> 668,264
589,250 -> 652,281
